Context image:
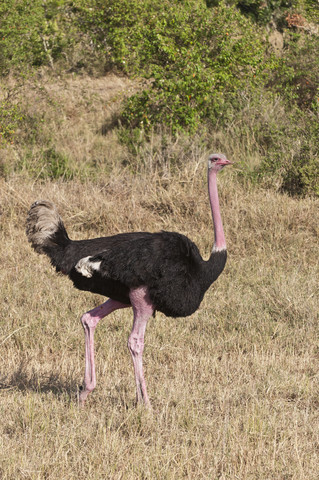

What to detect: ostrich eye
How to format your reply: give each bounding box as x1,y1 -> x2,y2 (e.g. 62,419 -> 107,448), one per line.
211,157 -> 218,162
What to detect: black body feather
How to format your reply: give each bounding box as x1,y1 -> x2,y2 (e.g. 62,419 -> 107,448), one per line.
86,232 -> 227,317
26,202 -> 227,318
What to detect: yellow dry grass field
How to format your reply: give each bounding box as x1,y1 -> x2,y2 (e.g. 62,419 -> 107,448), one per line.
1,75 -> 319,479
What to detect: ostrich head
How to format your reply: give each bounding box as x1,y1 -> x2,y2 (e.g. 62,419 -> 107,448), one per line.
208,153 -> 232,172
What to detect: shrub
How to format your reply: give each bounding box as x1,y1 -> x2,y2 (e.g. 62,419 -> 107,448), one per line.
0,0 -> 79,74
207,0 -> 319,25
79,0 -> 275,133
274,32 -> 319,111
250,105 -> 319,196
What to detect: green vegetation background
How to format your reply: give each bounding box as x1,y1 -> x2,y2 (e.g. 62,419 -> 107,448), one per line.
0,0 -> 318,196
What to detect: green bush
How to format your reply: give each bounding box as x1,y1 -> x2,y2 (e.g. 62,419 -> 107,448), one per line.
207,0 -> 319,25
80,0 -> 276,133
0,0 -> 78,74
246,104 -> 319,196
228,0 -> 292,24
274,32 -> 319,111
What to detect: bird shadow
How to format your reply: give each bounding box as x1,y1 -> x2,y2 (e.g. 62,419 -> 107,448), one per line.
0,360 -> 133,409
0,359 -> 79,400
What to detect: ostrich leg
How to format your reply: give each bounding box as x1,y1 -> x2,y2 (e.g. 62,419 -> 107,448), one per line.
79,299 -> 129,406
128,286 -> 154,408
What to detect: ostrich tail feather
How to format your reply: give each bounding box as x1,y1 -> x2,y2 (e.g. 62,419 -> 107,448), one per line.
26,200 -> 70,254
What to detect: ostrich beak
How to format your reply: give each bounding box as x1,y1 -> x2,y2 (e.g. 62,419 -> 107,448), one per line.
217,158 -> 233,167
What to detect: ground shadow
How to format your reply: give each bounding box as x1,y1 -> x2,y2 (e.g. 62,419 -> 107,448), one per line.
0,359 -> 79,399
100,113 -> 121,136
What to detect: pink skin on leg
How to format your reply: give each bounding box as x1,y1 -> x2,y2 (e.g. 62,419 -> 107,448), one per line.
128,286 -> 154,408
79,299 -> 129,406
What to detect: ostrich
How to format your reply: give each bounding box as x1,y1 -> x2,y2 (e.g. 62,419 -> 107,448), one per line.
26,153 -> 231,407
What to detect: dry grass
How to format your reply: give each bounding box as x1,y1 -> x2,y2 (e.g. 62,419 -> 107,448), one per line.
1,74 -> 319,479
0,73 -> 137,176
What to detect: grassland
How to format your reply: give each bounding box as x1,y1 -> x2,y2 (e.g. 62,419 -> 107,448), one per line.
1,74 -> 319,479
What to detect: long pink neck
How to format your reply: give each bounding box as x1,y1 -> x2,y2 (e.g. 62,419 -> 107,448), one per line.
208,169 -> 226,252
